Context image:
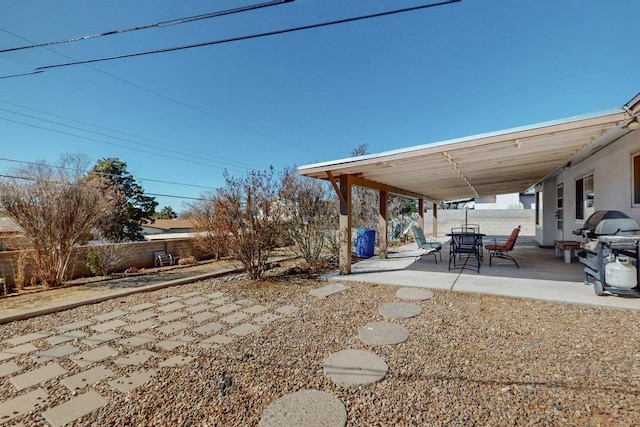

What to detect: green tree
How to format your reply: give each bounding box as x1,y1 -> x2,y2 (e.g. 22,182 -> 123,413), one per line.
154,206 -> 178,220
90,158 -> 158,242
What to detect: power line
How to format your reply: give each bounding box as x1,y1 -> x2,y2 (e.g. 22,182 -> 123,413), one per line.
0,0 -> 293,53
36,1 -> 461,70
0,116 -> 249,173
0,106 -> 255,171
0,157 -> 218,190
0,99 -> 263,170
0,30 -> 324,158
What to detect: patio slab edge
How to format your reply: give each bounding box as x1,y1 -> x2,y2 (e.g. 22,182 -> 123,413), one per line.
0,268 -> 243,325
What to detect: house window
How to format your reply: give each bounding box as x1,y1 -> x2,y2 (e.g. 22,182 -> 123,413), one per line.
576,174 -> 594,220
633,153 -> 640,205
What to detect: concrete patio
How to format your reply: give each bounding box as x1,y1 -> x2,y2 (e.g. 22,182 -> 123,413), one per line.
325,235 -> 640,311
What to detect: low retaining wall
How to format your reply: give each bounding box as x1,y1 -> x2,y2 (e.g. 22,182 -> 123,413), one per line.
0,239 -> 207,289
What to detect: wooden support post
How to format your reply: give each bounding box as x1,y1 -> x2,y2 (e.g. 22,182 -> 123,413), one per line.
379,191 -> 388,259
418,198 -> 425,231
432,202 -> 438,236
339,175 -> 352,275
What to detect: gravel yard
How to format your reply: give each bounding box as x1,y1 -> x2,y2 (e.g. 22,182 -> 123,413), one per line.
1,272 -> 640,426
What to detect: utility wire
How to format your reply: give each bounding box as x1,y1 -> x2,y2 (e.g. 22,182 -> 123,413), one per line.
0,0 -> 293,53
0,99 -> 262,170
37,0 -> 461,70
0,157 -> 217,190
0,116 -> 249,173
0,106 -> 254,171
0,31 -> 323,158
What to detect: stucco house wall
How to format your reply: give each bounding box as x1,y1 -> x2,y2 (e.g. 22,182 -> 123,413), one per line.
537,129 -> 640,246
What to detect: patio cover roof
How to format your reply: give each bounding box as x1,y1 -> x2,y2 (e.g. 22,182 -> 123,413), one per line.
298,100 -> 639,202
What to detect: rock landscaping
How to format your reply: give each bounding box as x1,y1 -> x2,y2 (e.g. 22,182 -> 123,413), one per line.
0,272 -> 639,425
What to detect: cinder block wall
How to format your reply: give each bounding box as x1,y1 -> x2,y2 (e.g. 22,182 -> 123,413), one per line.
0,239 -> 206,289
424,209 -> 535,236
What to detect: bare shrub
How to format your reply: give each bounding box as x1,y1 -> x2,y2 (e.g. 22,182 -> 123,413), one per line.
280,167 -> 338,266
178,256 -> 197,266
351,144 -> 379,230
86,243 -> 135,276
193,168 -> 285,280
0,154 -> 116,287
189,194 -> 228,260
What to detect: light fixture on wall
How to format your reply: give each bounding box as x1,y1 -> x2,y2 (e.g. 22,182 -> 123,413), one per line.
627,117 -> 640,131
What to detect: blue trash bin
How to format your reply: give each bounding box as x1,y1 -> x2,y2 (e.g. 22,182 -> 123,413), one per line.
356,228 -> 376,258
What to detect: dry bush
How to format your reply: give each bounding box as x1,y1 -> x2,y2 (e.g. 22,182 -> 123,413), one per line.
0,154 -> 117,287
86,243 -> 135,276
192,168 -> 285,279
178,256 -> 197,266
280,167 -> 338,265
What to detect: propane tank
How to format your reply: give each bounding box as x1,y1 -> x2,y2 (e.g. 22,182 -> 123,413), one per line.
605,258 -> 637,288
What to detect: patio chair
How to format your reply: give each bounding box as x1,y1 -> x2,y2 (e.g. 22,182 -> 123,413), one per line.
485,225 -> 521,268
448,227 -> 482,273
411,226 -> 443,263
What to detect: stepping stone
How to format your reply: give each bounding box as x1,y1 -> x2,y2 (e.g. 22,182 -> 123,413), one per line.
92,319 -> 127,333
396,287 -> 434,301
128,302 -> 155,312
157,296 -> 181,304
47,330 -> 89,345
118,333 -> 156,348
6,331 -> 51,346
358,322 -> 410,346
31,344 -> 79,364
41,390 -> 107,427
159,355 -> 194,367
259,389 -> 347,427
183,296 -> 207,305
0,388 -> 48,425
109,369 -> 156,392
157,321 -> 189,335
158,302 -> 185,312
378,302 -> 423,319
215,303 -> 241,314
206,291 -> 225,299
210,297 -> 231,306
189,311 -> 218,324
156,335 -> 196,351
82,331 -> 122,346
234,299 -> 253,306
228,323 -> 260,337
310,283 -> 351,298
193,322 -> 224,335
0,361 -> 22,377
243,305 -> 268,315
95,309 -> 127,322
157,311 -> 187,322
275,305 -> 299,316
181,291 -> 202,298
70,345 -> 118,368
57,320 -> 92,332
126,310 -> 157,322
185,304 -> 213,314
10,362 -> 67,391
254,313 -> 282,325
0,343 -> 38,362
199,335 -> 233,349
61,366 -> 114,391
114,350 -> 157,366
220,312 -> 249,324
122,320 -> 158,333
323,349 -> 388,387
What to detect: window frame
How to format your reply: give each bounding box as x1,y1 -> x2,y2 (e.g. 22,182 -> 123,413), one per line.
575,173 -> 594,220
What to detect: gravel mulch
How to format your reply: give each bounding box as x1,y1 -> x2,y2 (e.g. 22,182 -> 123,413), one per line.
1,272 -> 640,426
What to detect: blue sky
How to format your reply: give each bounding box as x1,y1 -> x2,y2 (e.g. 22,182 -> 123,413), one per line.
1,0 -> 638,212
